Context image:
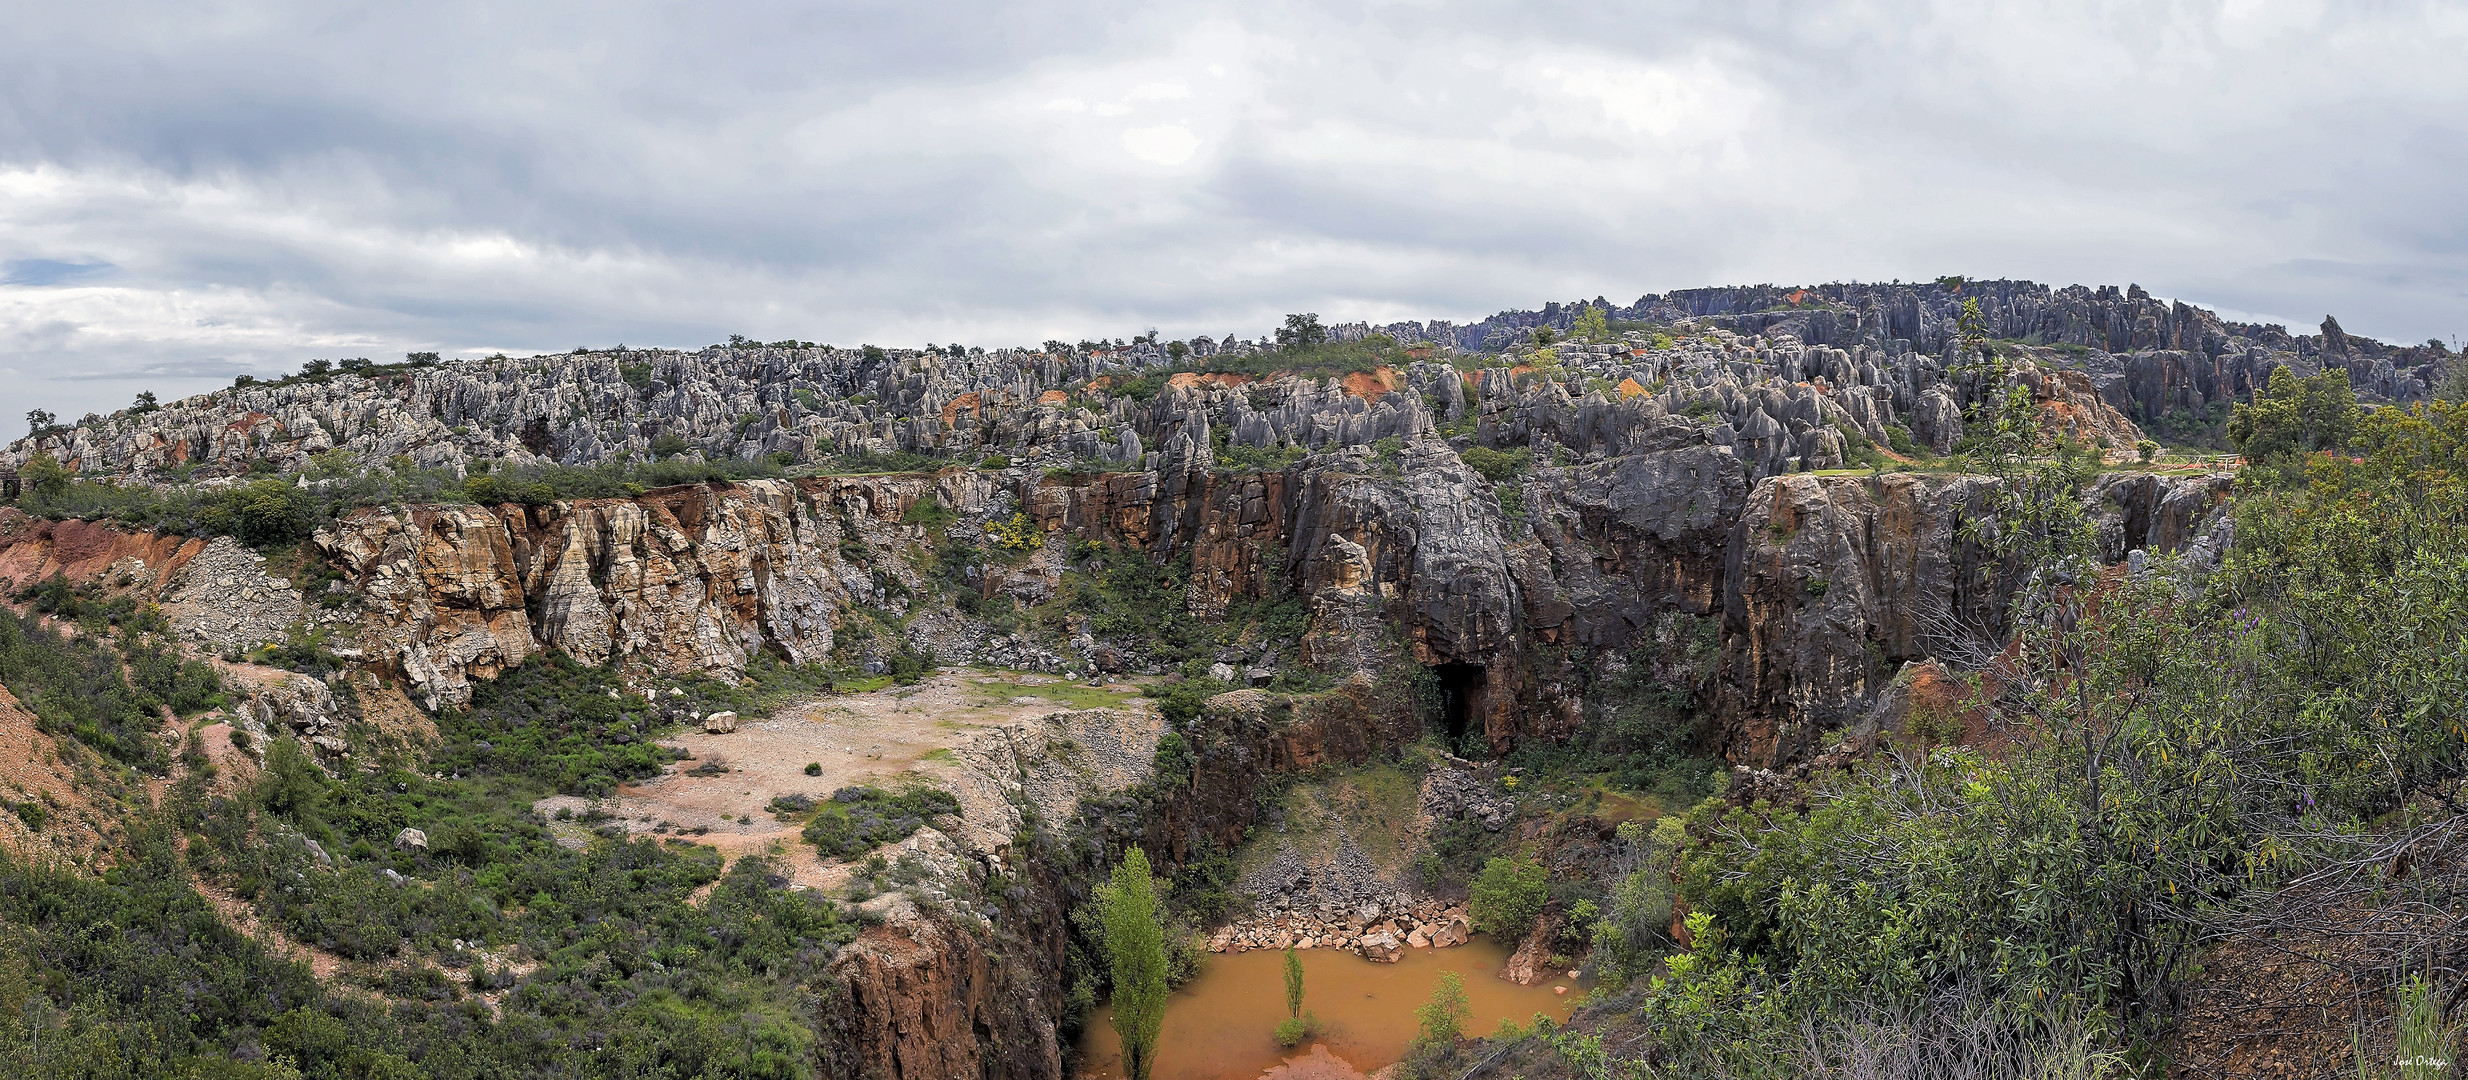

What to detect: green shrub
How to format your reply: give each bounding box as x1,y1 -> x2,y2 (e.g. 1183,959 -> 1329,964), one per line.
902,493 -> 957,532
442,653 -> 681,796
1150,678 -> 1230,727
1459,445 -> 1532,483
887,646 -> 936,685
828,449 -> 939,474
1415,970 -> 1470,1046
1884,423 -> 1917,455
1370,435 -> 1404,473
800,785 -> 961,860
1469,851 -> 1550,940
1273,1013 -> 1316,1049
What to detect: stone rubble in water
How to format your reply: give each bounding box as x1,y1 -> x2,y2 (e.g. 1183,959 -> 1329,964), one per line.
1206,896 -> 1472,964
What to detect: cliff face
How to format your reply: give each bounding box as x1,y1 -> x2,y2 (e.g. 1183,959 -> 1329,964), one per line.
1710,469 -> 2235,764
294,442 -> 2232,770
819,706 -> 1172,1080
315,476 -> 980,708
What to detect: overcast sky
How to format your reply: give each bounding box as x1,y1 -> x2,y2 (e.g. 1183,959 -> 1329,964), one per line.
4,1 -> 2465,421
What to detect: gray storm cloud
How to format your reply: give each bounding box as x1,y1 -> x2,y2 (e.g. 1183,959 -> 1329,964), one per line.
2,0 -> 2465,419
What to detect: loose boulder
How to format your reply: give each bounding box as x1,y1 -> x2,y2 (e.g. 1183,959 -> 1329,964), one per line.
703,711 -> 739,734
1359,930 -> 1402,963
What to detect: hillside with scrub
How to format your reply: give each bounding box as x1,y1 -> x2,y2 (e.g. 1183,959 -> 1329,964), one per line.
0,280 -> 2461,1079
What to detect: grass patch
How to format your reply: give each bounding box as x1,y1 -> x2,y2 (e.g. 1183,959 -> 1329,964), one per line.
963,677 -> 1140,712
833,674 -> 898,694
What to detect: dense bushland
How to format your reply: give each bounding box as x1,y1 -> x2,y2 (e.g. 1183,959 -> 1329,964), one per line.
1,577 -> 222,770
798,785 -> 962,860
0,639 -> 863,1078
1551,396 -> 2468,1075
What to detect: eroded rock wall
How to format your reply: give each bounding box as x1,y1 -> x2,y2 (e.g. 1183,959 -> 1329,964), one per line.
316,476 -> 993,708
1713,470 -> 2233,764
300,439 -> 2235,768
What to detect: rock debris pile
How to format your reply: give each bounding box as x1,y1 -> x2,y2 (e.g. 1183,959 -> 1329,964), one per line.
1207,894 -> 1472,964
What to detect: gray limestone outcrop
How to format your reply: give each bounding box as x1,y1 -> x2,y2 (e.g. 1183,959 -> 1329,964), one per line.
22,278 -> 2430,496
162,536 -> 308,654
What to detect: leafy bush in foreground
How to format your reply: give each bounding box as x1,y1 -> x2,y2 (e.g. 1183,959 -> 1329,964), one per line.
1618,399 -> 2468,1071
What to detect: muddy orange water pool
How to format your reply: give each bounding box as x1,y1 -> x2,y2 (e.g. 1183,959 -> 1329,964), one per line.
1076,939 -> 1580,1080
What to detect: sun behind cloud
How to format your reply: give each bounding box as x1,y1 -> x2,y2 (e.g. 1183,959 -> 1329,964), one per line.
1121,123 -> 1202,166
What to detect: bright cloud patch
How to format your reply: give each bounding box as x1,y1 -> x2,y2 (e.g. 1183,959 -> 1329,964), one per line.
1120,124 -> 1202,165
0,2 -> 2462,419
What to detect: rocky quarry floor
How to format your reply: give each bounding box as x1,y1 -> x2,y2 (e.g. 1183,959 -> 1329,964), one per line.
535,668 -> 1154,891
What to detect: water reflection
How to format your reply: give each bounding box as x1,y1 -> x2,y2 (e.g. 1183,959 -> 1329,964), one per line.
1077,939 -> 1580,1080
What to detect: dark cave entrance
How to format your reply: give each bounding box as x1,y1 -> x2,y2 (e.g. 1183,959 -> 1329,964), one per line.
1432,663 -> 1486,752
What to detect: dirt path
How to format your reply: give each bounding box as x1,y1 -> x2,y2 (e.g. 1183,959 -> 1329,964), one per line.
537,668 -> 1151,890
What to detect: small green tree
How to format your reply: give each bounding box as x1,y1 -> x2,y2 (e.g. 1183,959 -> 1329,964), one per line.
1591,818 -> 1688,988
1275,313 -> 1328,350
1572,303 -> 1610,342
1469,852 -> 1551,939
1283,945 -> 1304,1018
1102,847 -> 1169,1080
2227,366 -> 2361,478
21,452 -> 69,500
252,737 -> 329,820
229,479 -> 309,548
2134,439 -> 2160,464
1415,970 -> 1470,1046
